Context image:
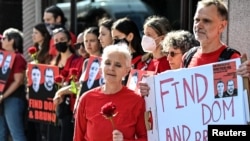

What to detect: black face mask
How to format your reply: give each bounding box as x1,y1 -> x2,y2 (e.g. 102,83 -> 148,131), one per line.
113,38 -> 129,45
55,42 -> 68,53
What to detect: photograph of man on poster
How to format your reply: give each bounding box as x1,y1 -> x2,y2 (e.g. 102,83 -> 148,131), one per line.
215,80 -> 225,98
43,67 -> 55,92
79,57 -> 103,96
128,71 -> 139,91
86,58 -> 101,89
223,79 -> 238,97
30,65 -> 41,93
40,67 -> 57,99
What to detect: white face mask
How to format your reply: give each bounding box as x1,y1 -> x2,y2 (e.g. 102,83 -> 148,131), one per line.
141,35 -> 157,52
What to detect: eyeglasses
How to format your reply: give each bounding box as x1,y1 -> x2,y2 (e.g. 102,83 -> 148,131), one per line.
74,42 -> 84,49
162,51 -> 182,57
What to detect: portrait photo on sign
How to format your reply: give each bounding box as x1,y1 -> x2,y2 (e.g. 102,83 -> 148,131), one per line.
213,61 -> 238,98
0,51 -> 16,93
127,69 -> 155,94
80,56 -> 103,91
27,63 -> 59,100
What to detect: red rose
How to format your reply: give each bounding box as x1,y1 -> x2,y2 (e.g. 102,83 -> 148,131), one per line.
69,68 -> 78,76
54,75 -> 64,83
61,70 -> 69,78
100,102 -> 118,129
28,46 -> 37,54
100,102 -> 117,118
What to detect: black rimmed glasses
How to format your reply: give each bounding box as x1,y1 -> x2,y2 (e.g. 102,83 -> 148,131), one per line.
162,51 -> 182,57
74,42 -> 84,49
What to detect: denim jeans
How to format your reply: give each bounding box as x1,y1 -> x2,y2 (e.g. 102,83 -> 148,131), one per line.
0,97 -> 27,141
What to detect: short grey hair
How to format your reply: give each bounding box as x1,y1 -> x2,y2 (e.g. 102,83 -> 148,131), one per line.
162,30 -> 199,54
101,43 -> 132,68
197,0 -> 228,21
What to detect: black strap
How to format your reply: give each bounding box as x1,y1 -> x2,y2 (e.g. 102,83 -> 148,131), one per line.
218,47 -> 241,61
183,47 -> 199,68
183,46 -> 241,68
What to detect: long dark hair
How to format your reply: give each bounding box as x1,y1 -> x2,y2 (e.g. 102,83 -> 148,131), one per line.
34,23 -> 52,64
44,5 -> 67,26
112,17 -> 144,56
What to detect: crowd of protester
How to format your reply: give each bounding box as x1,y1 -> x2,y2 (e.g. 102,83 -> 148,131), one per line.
0,0 -> 250,141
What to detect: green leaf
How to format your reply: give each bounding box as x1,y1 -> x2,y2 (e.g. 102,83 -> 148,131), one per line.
69,80 -> 78,94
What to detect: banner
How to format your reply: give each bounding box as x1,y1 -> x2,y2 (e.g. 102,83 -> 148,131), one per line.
145,58 -> 249,141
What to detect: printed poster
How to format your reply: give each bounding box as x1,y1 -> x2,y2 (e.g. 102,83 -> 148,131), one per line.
0,50 -> 16,94
73,56 -> 103,113
78,56 -> 103,94
127,69 -> 155,94
27,63 -> 59,124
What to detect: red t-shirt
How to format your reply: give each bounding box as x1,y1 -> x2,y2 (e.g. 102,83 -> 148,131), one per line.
74,86 -> 147,141
60,54 -> 84,111
137,56 -> 171,74
185,45 -> 241,68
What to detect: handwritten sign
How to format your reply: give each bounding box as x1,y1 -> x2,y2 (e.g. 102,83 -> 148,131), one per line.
145,58 -> 249,141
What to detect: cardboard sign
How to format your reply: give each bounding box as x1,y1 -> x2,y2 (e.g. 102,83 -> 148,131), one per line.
27,63 -> 59,124
145,58 -> 249,141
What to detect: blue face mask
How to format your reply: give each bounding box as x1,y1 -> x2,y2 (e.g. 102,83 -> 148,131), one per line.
55,42 -> 68,53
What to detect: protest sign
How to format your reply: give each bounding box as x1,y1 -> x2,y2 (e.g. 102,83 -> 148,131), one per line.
28,63 -> 59,124
127,69 -> 155,94
0,51 -> 16,94
144,58 -> 249,141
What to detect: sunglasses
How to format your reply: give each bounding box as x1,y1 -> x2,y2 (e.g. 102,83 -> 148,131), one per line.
162,51 -> 182,57
74,42 -> 84,49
